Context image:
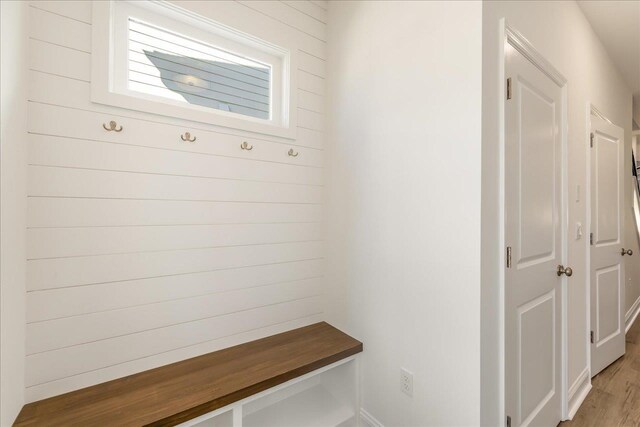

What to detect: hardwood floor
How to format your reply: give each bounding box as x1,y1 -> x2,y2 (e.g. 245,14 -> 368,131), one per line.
561,318 -> 640,427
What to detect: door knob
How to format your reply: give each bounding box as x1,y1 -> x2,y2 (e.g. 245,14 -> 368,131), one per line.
622,248 -> 633,256
557,265 -> 573,277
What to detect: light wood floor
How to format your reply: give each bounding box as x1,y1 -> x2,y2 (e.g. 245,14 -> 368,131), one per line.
560,318 -> 640,427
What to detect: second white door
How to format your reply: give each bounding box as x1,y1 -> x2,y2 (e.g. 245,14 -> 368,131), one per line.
590,115 -> 625,377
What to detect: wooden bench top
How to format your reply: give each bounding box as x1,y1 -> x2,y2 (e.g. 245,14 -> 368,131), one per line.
14,322 -> 362,427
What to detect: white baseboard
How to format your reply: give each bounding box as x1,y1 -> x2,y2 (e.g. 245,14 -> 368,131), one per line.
567,367 -> 591,420
626,294 -> 640,334
360,409 -> 384,427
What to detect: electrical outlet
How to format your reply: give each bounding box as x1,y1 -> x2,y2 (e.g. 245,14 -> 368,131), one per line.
400,368 -> 413,397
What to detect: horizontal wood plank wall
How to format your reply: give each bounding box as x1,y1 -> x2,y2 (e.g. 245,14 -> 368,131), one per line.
26,0 -> 326,402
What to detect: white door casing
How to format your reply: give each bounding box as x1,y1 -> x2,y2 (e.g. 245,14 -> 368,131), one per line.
589,115 -> 625,377
504,38 -> 566,427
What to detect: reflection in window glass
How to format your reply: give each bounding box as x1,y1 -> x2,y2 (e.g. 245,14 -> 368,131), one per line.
127,19 -> 271,119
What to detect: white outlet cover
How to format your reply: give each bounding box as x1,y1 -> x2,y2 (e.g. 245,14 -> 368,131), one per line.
400,368 -> 413,397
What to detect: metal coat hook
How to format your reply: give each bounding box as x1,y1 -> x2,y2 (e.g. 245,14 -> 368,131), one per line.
181,132 -> 196,142
240,141 -> 253,151
102,120 -> 123,132
288,148 -> 299,157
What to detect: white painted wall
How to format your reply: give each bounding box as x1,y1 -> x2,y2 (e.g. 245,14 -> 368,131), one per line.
0,1 -> 29,424
25,0 -> 327,402
325,2 -> 483,425
481,1 -> 636,424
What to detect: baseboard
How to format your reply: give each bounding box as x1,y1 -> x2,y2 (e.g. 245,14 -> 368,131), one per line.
626,294 -> 640,334
360,409 -> 384,427
567,367 -> 591,420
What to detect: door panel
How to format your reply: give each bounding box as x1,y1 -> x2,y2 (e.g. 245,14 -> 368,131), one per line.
595,266 -> 620,343
519,290 -> 556,424
505,42 -> 564,427
590,117 -> 625,376
595,133 -> 621,244
519,81 -> 557,265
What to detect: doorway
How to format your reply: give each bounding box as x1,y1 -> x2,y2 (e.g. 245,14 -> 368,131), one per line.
588,111 -> 626,377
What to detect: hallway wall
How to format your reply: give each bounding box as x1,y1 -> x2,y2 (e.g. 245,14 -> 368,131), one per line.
325,1 -> 482,425
482,1 -> 636,425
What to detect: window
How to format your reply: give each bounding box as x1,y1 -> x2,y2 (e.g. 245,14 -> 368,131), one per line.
128,19 -> 272,120
92,1 -> 297,138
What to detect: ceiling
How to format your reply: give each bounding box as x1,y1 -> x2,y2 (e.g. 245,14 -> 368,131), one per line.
577,1 -> 640,128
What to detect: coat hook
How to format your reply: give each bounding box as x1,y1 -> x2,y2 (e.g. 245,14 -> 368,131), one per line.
180,132 -> 196,142
288,148 -> 299,157
240,141 -> 253,151
102,120 -> 123,132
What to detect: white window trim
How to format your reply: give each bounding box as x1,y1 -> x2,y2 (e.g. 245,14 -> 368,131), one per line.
91,0 -> 298,139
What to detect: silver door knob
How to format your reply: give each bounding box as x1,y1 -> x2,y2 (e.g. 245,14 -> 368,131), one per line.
622,248 -> 633,256
557,265 -> 573,277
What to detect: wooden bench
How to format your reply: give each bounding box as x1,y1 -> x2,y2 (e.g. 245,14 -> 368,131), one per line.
14,322 -> 363,426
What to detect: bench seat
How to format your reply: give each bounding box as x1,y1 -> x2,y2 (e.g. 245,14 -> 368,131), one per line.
14,322 -> 362,427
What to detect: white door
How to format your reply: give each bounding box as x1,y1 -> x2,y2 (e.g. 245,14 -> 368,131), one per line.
505,42 -> 565,427
590,116 -> 625,377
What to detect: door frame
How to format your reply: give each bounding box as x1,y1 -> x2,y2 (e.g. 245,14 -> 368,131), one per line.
574,104 -> 614,416
498,20 -> 570,423
584,105 -> 611,385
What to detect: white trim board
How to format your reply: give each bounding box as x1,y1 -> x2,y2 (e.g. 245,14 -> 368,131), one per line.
626,293 -> 640,334
505,25 -> 567,86
359,409 -> 384,427
580,103 -> 599,422
590,105 -> 613,125
567,367 -> 591,420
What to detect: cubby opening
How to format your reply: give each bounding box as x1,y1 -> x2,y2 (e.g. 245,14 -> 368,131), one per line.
189,410 -> 234,427
242,359 -> 357,427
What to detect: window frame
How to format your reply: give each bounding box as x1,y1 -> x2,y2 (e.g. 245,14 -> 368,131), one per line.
91,0 -> 297,139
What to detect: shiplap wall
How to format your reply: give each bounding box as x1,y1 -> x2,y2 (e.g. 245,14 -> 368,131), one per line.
26,0 -> 326,402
